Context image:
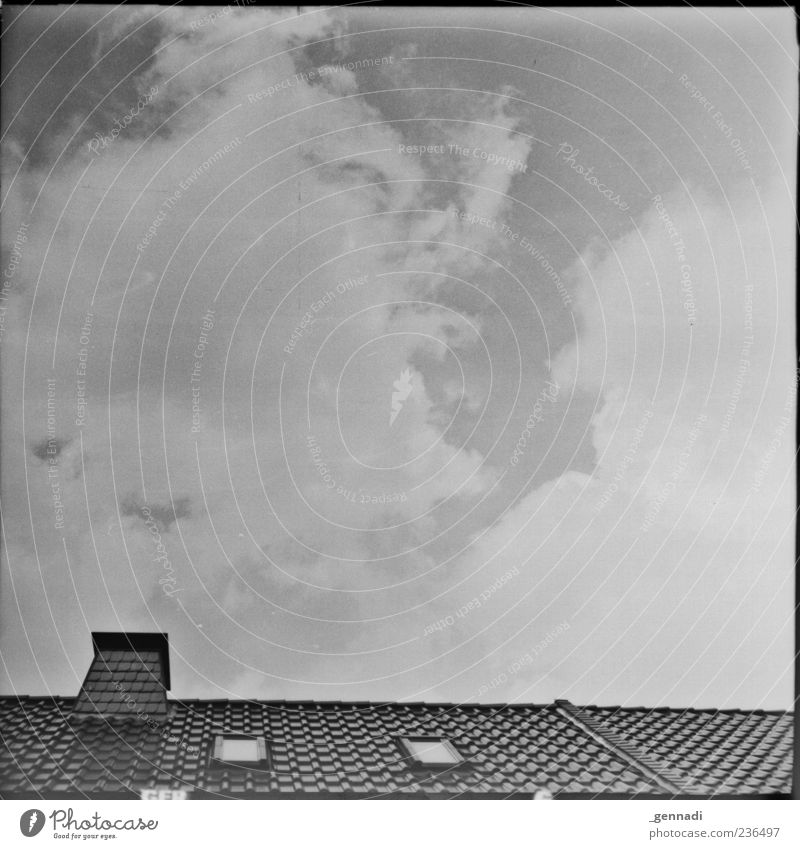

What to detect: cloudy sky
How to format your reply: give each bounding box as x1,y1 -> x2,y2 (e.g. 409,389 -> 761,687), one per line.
0,5 -> 796,710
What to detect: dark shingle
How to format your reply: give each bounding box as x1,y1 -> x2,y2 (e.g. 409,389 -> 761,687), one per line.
1,696 -> 792,799
582,705 -> 793,796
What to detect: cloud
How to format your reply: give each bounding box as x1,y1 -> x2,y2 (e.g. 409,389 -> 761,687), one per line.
1,7 -> 793,711
120,493 -> 192,531
428,178 -> 795,707
31,436 -> 71,462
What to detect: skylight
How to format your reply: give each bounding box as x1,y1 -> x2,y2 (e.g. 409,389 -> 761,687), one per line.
212,735 -> 268,766
401,737 -> 463,766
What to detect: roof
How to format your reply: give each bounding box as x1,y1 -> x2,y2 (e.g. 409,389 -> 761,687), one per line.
584,703 -> 795,797
0,696 -> 793,799
1,632 -> 792,799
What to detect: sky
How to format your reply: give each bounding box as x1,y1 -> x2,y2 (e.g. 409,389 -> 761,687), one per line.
0,5 -> 796,710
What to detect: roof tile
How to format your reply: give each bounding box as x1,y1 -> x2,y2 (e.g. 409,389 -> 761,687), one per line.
0,697 -> 792,798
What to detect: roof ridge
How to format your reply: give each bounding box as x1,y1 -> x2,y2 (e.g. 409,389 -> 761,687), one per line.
554,700 -> 687,796
165,697 -> 546,709
582,703 -> 793,716
0,694 -> 793,716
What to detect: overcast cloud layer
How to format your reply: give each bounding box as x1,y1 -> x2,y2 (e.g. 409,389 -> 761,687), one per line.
0,6 -> 796,709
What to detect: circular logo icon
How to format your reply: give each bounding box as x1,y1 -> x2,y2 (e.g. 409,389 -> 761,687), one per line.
19,809 -> 46,837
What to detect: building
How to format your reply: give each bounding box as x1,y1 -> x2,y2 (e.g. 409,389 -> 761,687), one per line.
0,632 -> 793,799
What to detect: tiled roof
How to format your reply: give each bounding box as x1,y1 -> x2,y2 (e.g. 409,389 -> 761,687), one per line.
73,651 -> 166,719
0,698 -> 162,798
0,696 -> 792,799
584,704 -> 795,797
1,634 -> 791,799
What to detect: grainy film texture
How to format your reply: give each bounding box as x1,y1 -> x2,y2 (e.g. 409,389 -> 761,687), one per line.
0,5 -> 796,801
